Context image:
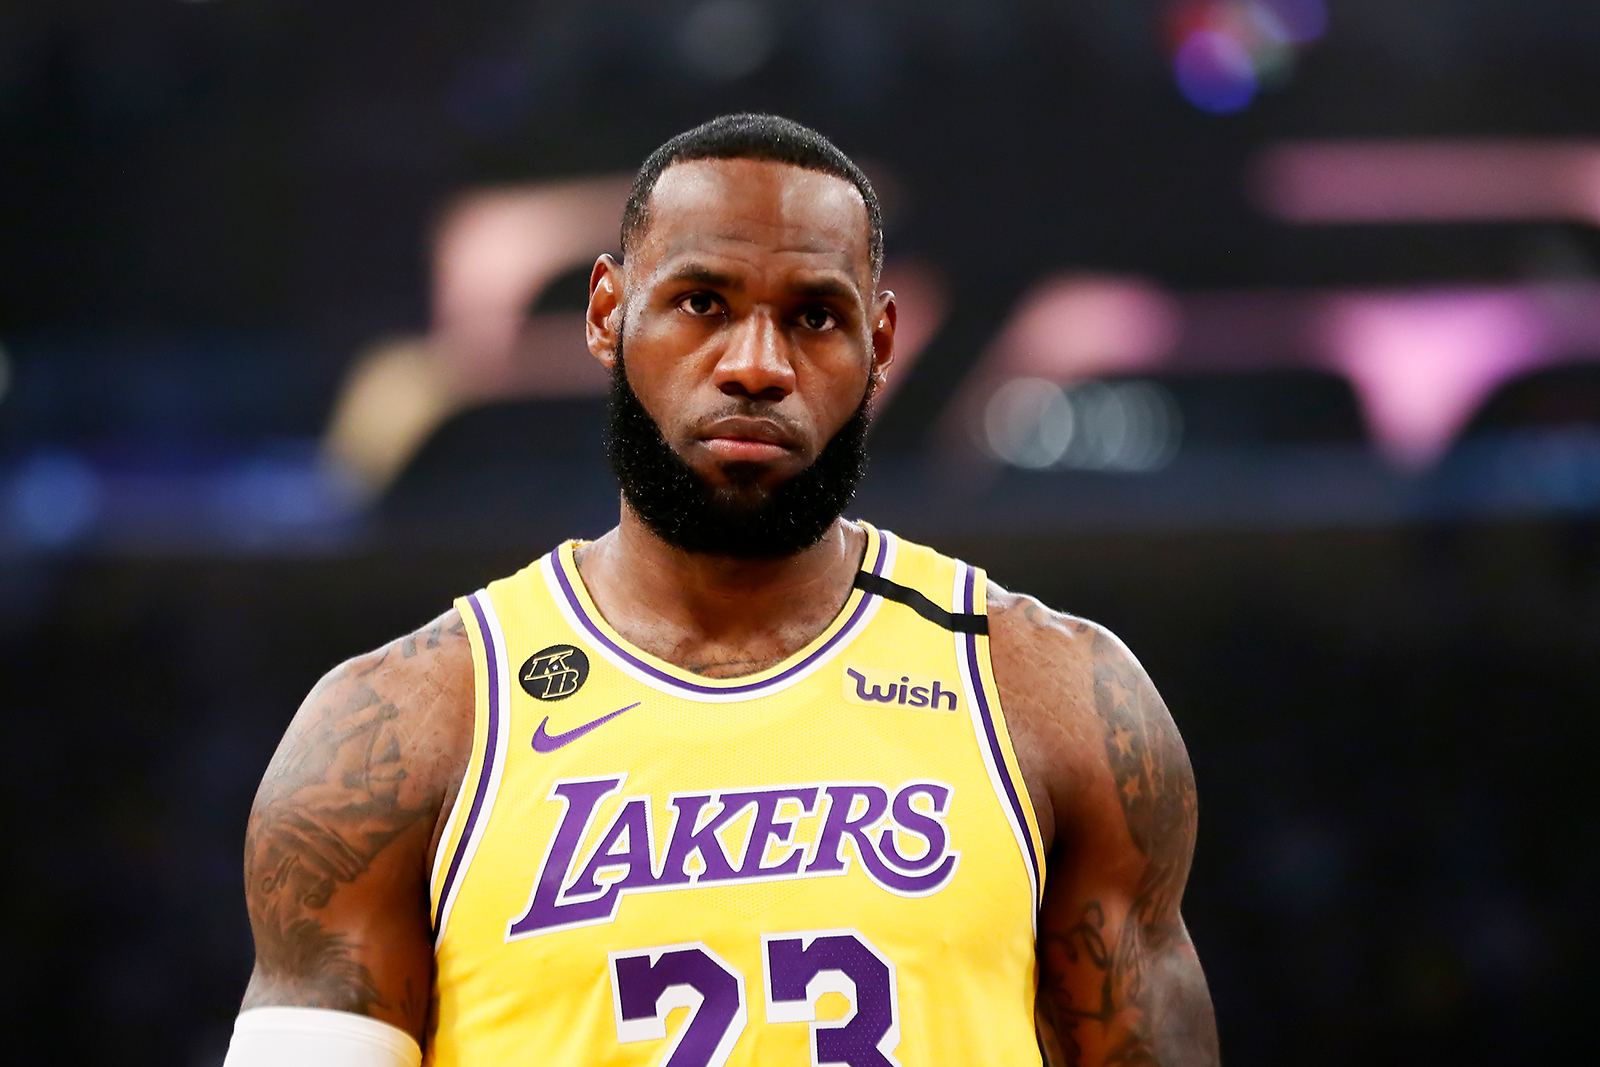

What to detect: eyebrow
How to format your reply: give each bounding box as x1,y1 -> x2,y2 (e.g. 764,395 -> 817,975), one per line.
659,262 -> 863,305
664,263 -> 742,290
791,276 -> 860,304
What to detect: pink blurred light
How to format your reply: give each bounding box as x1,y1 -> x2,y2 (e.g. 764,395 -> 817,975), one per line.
997,275 -> 1182,380
1257,140 -> 1600,224
1318,290 -> 1550,468
432,177 -> 631,394
957,276 -> 1600,467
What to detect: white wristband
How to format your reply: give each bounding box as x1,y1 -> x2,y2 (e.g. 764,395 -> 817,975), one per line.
223,1006 -> 422,1067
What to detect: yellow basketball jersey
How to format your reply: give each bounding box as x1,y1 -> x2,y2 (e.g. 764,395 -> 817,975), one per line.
427,523 -> 1046,1067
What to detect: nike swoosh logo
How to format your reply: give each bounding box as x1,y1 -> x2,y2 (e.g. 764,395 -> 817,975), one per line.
531,702 -> 641,753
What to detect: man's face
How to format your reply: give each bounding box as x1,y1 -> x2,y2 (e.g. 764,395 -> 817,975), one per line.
585,157 -> 896,556
589,157 -> 895,508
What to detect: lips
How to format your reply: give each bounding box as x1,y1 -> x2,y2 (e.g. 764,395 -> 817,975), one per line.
697,417 -> 799,463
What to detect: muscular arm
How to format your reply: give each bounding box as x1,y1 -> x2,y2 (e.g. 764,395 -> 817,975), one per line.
989,588 -> 1220,1067
239,609 -> 475,1042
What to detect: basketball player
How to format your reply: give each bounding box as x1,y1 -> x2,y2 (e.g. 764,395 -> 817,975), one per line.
224,114 -> 1219,1067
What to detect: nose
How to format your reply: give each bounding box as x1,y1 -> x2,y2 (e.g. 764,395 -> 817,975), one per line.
711,308 -> 796,401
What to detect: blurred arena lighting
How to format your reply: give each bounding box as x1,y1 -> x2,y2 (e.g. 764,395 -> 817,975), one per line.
1499,428 -> 1600,509
210,454 -> 362,548
981,377 -> 1183,472
1322,289 -> 1546,468
1256,140 -> 1600,224
943,274 -> 1181,459
955,275 -> 1600,468
991,275 -> 1182,381
1164,0 -> 1326,113
323,176 -> 631,497
431,177 -> 632,388
8,452 -> 102,548
1174,31 -> 1258,113
679,0 -> 775,80
984,378 -> 1074,469
325,336 -> 470,501
0,448 -> 361,555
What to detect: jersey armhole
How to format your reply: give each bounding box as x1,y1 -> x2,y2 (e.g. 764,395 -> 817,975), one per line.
951,562 -> 1048,917
428,590 -> 510,946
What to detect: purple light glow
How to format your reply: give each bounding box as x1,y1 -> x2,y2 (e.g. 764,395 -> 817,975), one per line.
1262,0 -> 1327,43
1174,30 -> 1257,114
1256,140 -> 1600,225
1320,290 -> 1551,468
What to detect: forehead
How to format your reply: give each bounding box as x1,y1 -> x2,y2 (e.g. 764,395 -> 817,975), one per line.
634,157 -> 872,282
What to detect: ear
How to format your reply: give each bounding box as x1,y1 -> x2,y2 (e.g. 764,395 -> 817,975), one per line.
586,254 -> 625,370
869,289 -> 898,387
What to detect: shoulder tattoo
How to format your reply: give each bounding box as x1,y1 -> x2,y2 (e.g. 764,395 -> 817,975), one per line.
241,618 -> 467,1017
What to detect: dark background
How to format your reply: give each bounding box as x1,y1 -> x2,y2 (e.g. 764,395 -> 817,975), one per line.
2,1 -> 1599,1064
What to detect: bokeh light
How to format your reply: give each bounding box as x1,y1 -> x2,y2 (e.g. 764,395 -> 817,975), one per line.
1165,0 -> 1326,113
8,451 -> 103,547
1175,30 -> 1259,114
982,378 -> 1183,472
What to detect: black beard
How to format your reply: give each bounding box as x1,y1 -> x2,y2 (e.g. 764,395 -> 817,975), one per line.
605,350 -> 871,560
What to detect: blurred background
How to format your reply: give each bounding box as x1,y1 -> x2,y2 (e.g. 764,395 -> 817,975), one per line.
3,0 -> 1598,1063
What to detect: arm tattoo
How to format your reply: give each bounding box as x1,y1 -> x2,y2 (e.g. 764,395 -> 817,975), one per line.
1038,902 -> 1112,1067
1095,630 -> 1197,955
242,669 -> 436,1015
1037,629 -> 1217,1067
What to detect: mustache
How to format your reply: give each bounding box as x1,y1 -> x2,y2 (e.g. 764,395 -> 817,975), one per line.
689,401 -> 805,441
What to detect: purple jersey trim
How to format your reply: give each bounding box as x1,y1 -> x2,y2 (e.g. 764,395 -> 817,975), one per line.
961,564 -> 1044,899
433,591 -> 502,934
552,531 -> 891,698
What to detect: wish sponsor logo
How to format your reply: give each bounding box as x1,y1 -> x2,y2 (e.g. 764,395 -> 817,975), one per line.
507,775 -> 960,940
843,666 -> 960,712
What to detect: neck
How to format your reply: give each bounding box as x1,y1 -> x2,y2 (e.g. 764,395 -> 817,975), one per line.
575,502 -> 867,678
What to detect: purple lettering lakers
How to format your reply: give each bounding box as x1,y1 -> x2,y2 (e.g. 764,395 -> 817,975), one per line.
507,775 -> 960,939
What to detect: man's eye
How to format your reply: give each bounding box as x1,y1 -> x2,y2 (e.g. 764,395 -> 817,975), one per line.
680,293 -> 718,316
800,308 -> 836,331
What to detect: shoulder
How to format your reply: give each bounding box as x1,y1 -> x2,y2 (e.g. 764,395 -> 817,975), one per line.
297,607 -> 474,757
984,580 -> 1192,852
984,578 -> 1122,748
252,608 -> 477,850
331,608 -> 477,736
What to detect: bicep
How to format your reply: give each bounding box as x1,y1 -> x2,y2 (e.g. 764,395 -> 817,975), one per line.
240,612 -> 471,1040
1035,627 -> 1218,1067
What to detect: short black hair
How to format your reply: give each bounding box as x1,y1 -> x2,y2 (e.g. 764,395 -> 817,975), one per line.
621,113 -> 883,281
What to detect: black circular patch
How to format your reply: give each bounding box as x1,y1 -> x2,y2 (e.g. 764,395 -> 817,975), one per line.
518,644 -> 590,701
